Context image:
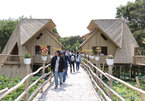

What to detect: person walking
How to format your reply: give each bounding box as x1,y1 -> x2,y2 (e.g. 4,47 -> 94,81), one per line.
61,50 -> 71,83
65,50 -> 71,76
70,51 -> 76,73
76,52 -> 81,72
51,50 -> 65,89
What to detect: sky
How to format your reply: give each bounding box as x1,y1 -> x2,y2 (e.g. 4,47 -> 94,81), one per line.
0,0 -> 135,37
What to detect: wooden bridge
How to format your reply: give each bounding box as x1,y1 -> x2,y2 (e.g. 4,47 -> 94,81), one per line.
0,58 -> 145,101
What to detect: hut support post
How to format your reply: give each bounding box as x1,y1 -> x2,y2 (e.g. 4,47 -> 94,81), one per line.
24,64 -> 30,101
108,65 -> 113,99
96,61 -> 99,76
40,61 -> 45,93
135,77 -> 144,101
129,64 -> 132,79
116,66 -> 120,78
100,63 -> 104,80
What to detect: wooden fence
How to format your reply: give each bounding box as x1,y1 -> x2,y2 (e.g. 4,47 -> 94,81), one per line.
81,58 -> 145,101
0,63 -> 53,101
134,55 -> 145,66
0,56 -> 145,101
0,54 -> 22,64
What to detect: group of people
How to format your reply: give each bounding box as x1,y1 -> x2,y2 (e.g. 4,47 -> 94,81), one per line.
51,50 -> 81,89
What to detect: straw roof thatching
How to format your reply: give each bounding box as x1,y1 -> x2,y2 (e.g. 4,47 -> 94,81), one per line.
2,19 -> 61,55
80,19 -> 139,64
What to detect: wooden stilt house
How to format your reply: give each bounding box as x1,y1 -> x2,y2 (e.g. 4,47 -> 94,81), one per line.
0,19 -> 63,77
79,19 -> 145,66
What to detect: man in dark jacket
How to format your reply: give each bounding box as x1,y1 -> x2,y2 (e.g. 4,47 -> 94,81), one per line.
60,50 -> 71,83
51,50 -> 65,89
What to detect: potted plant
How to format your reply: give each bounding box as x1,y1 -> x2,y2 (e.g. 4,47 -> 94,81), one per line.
95,56 -> 100,61
81,54 -> 85,57
24,52 -> 31,64
106,55 -> 114,65
89,52 -> 95,59
90,55 -> 95,59
40,45 -> 48,61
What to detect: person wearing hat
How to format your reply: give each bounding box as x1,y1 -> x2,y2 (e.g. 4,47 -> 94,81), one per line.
51,50 -> 65,89
61,50 -> 71,83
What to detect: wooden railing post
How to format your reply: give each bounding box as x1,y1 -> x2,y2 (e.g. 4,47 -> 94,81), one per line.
100,62 -> 105,80
96,61 -> 100,77
24,64 -> 30,101
108,65 -> 113,99
136,77 -> 144,101
40,61 -> 45,93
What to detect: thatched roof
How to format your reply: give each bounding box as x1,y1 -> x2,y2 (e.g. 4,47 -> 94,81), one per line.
19,19 -> 56,45
2,19 -> 62,55
80,19 -> 139,64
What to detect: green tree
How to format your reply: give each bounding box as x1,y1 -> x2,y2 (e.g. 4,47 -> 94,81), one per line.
116,0 -> 145,53
52,28 -> 59,34
59,35 -> 84,51
0,18 -> 18,53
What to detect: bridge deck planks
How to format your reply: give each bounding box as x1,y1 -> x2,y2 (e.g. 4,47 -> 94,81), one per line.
34,67 -> 101,101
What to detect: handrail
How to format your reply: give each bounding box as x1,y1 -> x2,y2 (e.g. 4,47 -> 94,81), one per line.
135,50 -> 145,65
15,73 -> 50,101
0,64 -> 51,100
105,73 -> 145,95
0,54 -> 22,63
0,88 -> 8,95
134,55 -> 145,65
0,54 -> 23,56
82,61 -> 125,101
81,62 -> 112,101
28,74 -> 53,101
82,58 -> 145,100
83,58 -> 110,80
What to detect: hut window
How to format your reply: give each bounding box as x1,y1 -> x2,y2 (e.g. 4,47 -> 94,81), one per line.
35,46 -> 50,55
101,34 -> 107,41
36,33 -> 43,40
92,46 -> 107,55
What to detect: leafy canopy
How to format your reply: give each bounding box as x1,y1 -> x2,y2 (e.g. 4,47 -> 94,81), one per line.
116,0 -> 145,53
59,35 -> 84,51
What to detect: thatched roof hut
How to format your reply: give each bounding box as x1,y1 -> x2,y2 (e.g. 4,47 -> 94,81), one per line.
0,19 -> 63,77
80,19 -> 139,65
2,19 -> 62,55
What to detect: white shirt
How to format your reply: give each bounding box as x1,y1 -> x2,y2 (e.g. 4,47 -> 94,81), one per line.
55,57 -> 60,71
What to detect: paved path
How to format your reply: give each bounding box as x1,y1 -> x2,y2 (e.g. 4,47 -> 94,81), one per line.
35,67 -> 102,101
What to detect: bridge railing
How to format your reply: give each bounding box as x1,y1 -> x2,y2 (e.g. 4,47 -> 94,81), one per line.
0,64 -> 53,101
81,58 -> 145,101
134,55 -> 145,65
0,54 -> 22,64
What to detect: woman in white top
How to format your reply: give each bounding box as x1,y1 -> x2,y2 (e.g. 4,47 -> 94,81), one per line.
76,52 -> 81,72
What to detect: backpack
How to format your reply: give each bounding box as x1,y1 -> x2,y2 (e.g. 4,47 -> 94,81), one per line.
71,55 -> 75,61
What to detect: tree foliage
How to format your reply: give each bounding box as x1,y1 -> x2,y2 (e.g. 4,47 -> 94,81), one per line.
0,18 -> 18,53
52,28 -> 59,34
0,16 -> 33,53
116,0 -> 145,53
59,36 -> 84,51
